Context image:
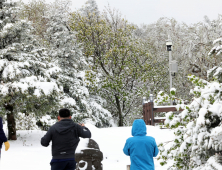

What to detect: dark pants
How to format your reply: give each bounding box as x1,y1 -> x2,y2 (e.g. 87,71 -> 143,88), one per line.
50,160 -> 76,170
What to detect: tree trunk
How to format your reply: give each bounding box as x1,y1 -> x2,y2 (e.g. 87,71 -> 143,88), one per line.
7,112 -> 17,140
115,95 -> 123,126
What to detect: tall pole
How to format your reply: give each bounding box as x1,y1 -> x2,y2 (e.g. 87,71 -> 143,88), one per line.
166,39 -> 173,105
169,50 -> 172,105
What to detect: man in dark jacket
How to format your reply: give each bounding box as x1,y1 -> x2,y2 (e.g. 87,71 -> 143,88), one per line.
0,117 -> 10,158
123,119 -> 159,170
41,108 -> 91,170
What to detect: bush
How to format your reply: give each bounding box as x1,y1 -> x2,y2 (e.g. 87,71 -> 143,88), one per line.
158,73 -> 222,170
16,113 -> 39,130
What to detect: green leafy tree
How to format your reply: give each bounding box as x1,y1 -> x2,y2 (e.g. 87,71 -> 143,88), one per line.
70,3 -> 153,126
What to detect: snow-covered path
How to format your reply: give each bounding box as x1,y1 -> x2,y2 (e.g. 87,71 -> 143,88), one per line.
0,124 -> 174,170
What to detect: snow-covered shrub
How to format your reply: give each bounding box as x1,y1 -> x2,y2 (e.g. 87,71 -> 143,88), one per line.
16,113 -> 57,131
154,89 -> 184,119
16,113 -> 39,130
37,115 -> 57,131
155,88 -> 184,106
158,73 -> 222,169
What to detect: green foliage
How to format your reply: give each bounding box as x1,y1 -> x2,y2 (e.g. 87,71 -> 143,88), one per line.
70,4 -> 155,126
158,70 -> 222,169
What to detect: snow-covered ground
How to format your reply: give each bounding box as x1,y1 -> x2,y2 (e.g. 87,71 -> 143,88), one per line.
0,123 -> 174,170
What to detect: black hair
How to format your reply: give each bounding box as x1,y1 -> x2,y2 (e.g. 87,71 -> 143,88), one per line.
59,108 -> 71,118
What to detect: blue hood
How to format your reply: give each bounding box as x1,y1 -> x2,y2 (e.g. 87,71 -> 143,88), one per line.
132,119 -> 147,136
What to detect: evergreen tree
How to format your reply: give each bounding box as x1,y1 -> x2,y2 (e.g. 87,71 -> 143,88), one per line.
45,13 -> 112,127
0,0 -> 61,140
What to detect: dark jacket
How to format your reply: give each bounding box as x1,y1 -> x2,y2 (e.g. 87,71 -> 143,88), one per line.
123,119 -> 159,170
41,119 -> 91,159
0,117 -> 8,149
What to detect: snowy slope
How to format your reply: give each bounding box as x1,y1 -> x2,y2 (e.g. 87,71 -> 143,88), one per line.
0,123 -> 174,170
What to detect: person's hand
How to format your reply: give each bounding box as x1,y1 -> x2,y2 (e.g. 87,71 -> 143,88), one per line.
4,141 -> 10,151
79,123 -> 85,126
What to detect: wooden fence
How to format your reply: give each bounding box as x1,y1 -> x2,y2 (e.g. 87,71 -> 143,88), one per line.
143,101 -> 183,125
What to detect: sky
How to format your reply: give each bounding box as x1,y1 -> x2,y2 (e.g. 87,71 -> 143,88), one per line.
20,0 -> 222,26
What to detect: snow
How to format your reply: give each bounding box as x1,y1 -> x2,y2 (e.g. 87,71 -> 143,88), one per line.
0,75 -> 61,97
60,97 -> 76,106
209,102 -> 222,116
154,117 -> 166,120
196,108 -> 207,127
154,105 -> 177,108
194,156 -> 222,170
0,123 -> 174,170
39,115 -> 57,127
79,160 -> 88,170
2,23 -> 14,30
170,88 -> 176,92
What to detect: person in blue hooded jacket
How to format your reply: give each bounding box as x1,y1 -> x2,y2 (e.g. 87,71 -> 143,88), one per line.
123,119 -> 159,170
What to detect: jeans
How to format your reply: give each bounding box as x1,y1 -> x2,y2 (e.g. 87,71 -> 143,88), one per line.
50,160 -> 76,170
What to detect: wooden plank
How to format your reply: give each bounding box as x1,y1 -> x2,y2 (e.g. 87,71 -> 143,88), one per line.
154,119 -> 165,123
153,107 -> 183,113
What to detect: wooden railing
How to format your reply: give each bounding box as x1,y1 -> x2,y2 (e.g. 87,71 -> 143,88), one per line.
143,102 -> 183,126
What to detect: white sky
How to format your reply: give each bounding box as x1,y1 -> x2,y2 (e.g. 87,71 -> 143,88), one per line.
20,0 -> 222,25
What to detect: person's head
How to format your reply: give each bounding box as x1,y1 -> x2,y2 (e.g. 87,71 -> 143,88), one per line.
132,119 -> 147,136
58,108 -> 71,121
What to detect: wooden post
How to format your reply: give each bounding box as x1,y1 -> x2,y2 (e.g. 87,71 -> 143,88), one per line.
143,103 -> 149,125
143,103 -> 146,124
127,165 -> 130,170
143,102 -> 154,125
143,103 -> 150,125
150,102 -> 154,126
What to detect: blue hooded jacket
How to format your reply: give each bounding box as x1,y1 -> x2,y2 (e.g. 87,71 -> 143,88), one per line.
123,119 -> 159,170
0,117 -> 7,149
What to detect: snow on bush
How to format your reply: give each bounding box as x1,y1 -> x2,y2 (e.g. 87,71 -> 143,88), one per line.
15,112 -> 57,131
158,72 -> 222,169
16,112 -> 39,130
154,90 -> 184,106
38,115 -> 57,131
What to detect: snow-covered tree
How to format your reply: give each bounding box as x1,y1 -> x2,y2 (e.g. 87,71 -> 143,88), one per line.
18,0 -> 49,40
45,13 -> 113,127
135,16 -> 222,101
158,40 -> 222,169
81,0 -> 99,17
0,0 -> 61,140
71,3 -> 153,126
18,0 -> 72,43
